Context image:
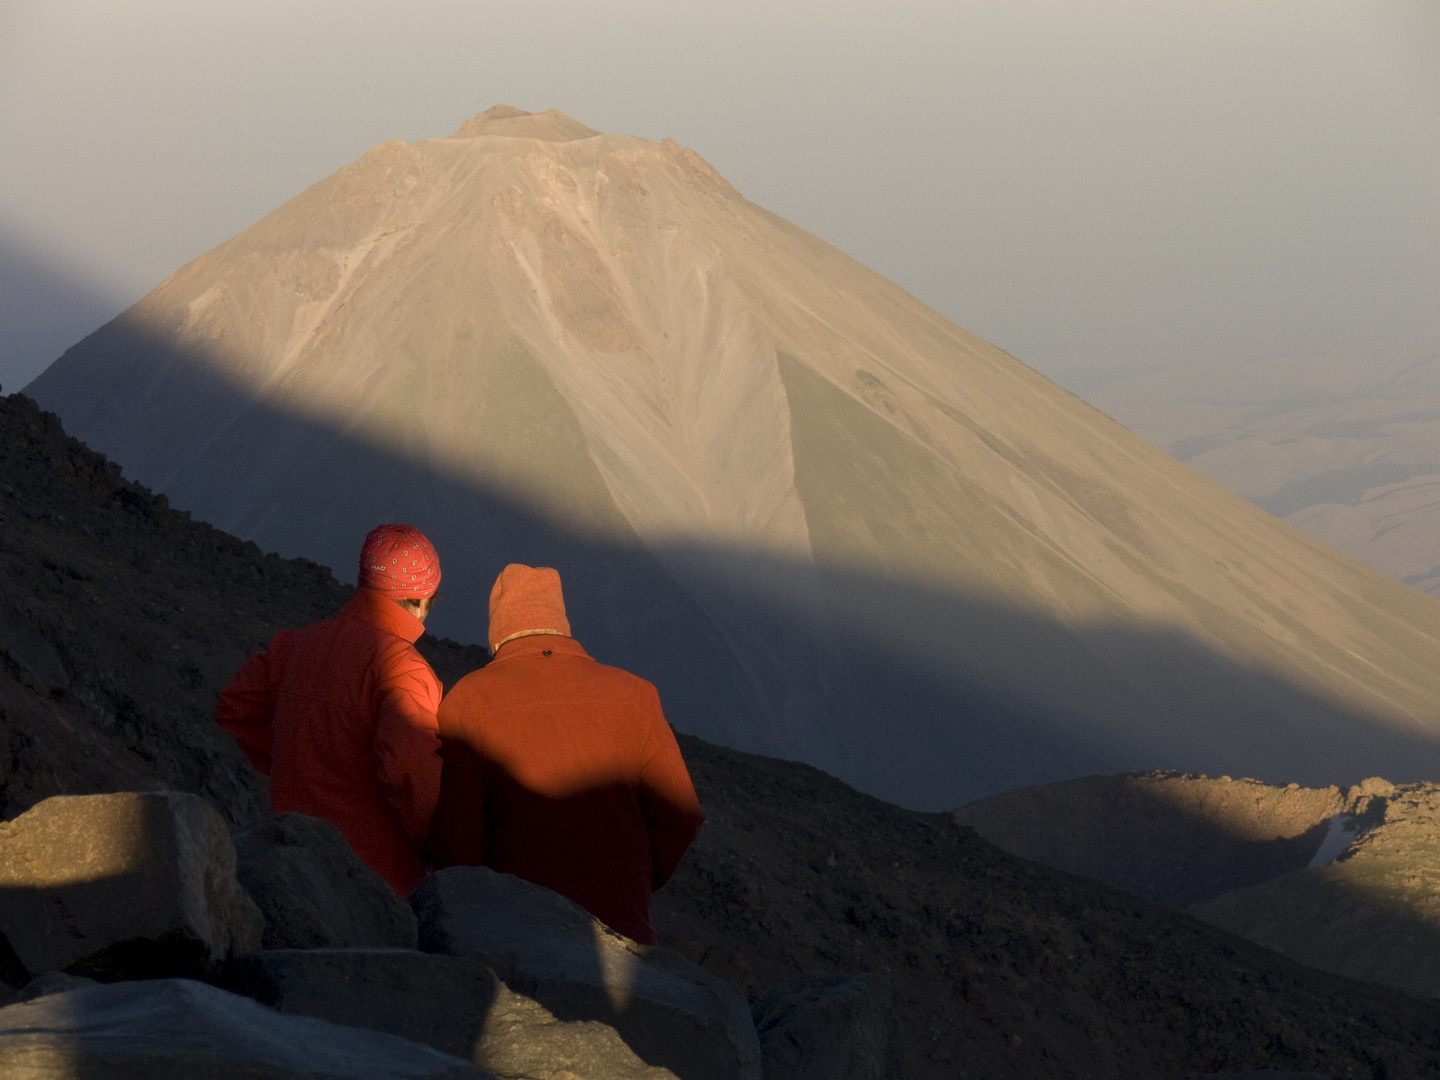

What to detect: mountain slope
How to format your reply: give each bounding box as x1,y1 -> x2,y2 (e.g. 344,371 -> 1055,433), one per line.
26,106 -> 1440,808
5,387 -> 1440,1079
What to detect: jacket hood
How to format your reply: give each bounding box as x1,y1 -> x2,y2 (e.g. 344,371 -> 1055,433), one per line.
488,564 -> 571,653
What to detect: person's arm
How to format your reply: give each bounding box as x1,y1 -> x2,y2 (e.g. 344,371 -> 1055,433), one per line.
634,682 -> 705,889
215,648 -> 277,774
371,643 -> 444,845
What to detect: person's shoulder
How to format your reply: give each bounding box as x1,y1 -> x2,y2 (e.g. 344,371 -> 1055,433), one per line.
445,663 -> 491,695
265,618 -> 322,655
586,660 -> 661,703
375,631 -> 433,665
575,651 -> 638,681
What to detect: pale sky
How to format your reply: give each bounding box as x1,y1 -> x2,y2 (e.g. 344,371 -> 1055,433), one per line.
2,0 -> 1437,394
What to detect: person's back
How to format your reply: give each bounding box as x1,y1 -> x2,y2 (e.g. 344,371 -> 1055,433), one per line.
428,564 -> 704,944
217,524 -> 444,895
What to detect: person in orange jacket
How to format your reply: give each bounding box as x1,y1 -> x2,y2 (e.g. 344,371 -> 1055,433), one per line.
427,563 -> 704,944
216,523 -> 444,896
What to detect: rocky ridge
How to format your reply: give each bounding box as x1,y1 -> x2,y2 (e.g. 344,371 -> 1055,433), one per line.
5,389 -> 1440,1076
1192,778 -> 1440,1001
956,771 -> 1440,1003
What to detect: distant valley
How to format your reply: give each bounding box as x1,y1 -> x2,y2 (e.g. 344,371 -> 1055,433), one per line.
1089,350 -> 1440,596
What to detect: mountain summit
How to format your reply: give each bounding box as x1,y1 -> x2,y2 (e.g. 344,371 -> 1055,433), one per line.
28,107 -> 1440,807
452,104 -> 601,142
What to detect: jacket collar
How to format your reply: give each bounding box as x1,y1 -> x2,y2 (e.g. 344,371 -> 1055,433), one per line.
340,587 -> 426,644
492,634 -> 590,662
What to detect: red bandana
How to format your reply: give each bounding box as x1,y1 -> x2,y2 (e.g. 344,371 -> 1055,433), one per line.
358,524 -> 441,599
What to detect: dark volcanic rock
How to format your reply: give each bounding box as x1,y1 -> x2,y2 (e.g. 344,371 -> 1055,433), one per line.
0,791 -> 261,980
233,813 -> 417,949
0,612 -> 68,697
234,947 -> 677,1079
752,973 -> 889,1080
413,866 -> 761,1080
0,390 -> 488,827
0,977 -> 485,1079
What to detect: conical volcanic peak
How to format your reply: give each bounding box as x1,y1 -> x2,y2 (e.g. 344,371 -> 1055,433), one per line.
451,105 -> 600,142
28,107 -> 1440,810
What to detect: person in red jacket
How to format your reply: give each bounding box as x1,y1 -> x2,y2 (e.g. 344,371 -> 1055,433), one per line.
427,563 -> 704,944
216,524 -> 444,896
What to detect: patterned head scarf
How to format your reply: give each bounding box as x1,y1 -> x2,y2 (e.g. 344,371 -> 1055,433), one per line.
358,524 -> 441,599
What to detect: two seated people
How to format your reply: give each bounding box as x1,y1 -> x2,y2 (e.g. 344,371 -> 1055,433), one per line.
215,524 -> 703,945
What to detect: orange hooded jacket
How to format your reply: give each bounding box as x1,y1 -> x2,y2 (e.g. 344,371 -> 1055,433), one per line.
427,565 -> 704,944
216,587 -> 443,895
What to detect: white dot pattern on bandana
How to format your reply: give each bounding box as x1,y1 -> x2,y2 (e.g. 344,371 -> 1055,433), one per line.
358,525 -> 439,597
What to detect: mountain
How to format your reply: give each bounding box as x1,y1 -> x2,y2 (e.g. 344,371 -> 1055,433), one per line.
25,106 -> 1440,809
6,387 -> 1440,1079
1088,349 -> 1440,596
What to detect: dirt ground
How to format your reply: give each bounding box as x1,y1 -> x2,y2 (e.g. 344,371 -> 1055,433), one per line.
5,389 -> 1440,1079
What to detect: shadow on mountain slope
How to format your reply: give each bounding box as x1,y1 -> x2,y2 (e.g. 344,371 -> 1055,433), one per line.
23,321 -> 1440,811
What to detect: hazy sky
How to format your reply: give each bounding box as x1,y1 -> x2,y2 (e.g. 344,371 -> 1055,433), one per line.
2,0 -> 1437,394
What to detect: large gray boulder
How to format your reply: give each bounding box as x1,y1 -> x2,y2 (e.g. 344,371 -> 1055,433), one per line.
234,947 -> 677,1079
15,970 -> 97,1003
233,813 -> 418,949
0,791 -> 262,979
0,978 -> 485,1079
751,973 -> 890,1080
412,867 -> 761,1080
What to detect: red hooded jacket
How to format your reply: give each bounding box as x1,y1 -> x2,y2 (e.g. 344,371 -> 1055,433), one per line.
216,587 -> 443,895
427,565 -> 704,944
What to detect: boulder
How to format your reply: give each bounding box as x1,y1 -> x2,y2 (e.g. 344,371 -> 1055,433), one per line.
751,973 -> 890,1080
412,867 -> 761,1080
233,947 -> 677,1079
0,791 -> 262,979
0,977 -> 485,1079
16,970 -> 97,1003
233,813 -> 418,949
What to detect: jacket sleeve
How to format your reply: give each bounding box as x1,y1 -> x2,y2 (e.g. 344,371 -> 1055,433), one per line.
371,642 -> 444,845
635,681 -> 705,889
214,648 -> 276,775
